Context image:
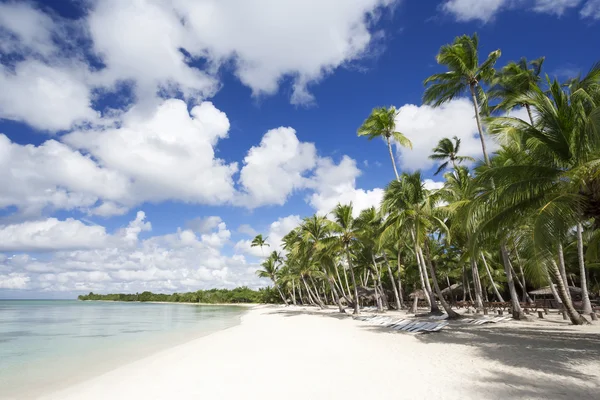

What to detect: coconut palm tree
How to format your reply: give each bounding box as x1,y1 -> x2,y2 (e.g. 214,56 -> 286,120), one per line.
256,255 -> 288,305
329,204 -> 361,314
424,33 -> 501,165
429,136 -> 475,175
357,106 -> 413,180
488,56 -> 545,124
381,172 -> 460,318
251,234 -> 269,256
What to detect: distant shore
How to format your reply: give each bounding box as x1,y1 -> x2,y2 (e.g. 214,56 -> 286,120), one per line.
79,299 -> 259,307
37,305 -> 600,400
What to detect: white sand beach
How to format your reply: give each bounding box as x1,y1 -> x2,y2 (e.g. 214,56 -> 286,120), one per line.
34,306 -> 600,400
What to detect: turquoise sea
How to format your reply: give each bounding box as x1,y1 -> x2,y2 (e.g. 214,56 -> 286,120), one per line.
0,300 -> 246,399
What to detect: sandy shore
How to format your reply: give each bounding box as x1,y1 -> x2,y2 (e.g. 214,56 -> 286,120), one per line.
36,306 -> 600,400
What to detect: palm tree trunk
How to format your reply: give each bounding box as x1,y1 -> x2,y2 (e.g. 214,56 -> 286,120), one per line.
335,266 -> 348,298
500,244 -> 526,320
291,279 -> 297,305
470,259 -> 485,310
481,253 -> 505,302
550,260 -> 588,325
275,286 -> 289,305
323,270 -> 345,313
416,246 -> 440,313
396,252 -> 405,308
384,253 -> 402,310
576,223 -> 593,314
342,264 -> 352,298
513,247 -> 533,303
346,247 -> 360,314
557,243 -> 571,300
544,269 -> 562,308
525,104 -> 535,125
309,277 -> 326,308
425,244 -> 460,318
386,136 -> 400,181
469,83 -> 490,165
446,275 -> 456,305
301,277 -> 317,306
462,264 -> 468,302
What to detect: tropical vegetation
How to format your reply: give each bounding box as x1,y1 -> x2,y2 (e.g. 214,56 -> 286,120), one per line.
252,33 -> 600,325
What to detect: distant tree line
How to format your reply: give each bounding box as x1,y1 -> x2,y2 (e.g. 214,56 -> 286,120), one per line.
77,286 -> 282,304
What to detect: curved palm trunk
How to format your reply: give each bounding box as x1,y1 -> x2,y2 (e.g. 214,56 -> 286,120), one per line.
513,247 -> 533,303
550,260 -> 588,325
416,246 -> 440,313
500,244 -> 526,320
544,269 -> 562,308
481,253 -> 505,302
291,279 -> 297,305
335,266 -> 348,298
576,223 -> 593,314
469,83 -> 490,165
309,277 -> 326,308
525,104 -> 535,125
383,253 -> 402,310
302,277 -> 322,308
323,270 -> 345,313
346,247 -> 360,314
276,286 -> 289,305
462,264 -> 468,302
557,243 -> 572,300
396,252 -> 405,308
425,244 -> 460,318
470,259 -> 485,310
385,136 -> 400,181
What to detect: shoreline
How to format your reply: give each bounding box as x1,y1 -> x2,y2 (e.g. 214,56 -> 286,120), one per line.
0,304 -> 248,400
79,299 -> 259,307
33,305 -> 600,400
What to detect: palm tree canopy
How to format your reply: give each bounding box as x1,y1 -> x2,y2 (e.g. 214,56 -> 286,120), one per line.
423,33 -> 501,107
429,136 -> 475,175
488,56 -> 545,112
357,106 -> 413,148
251,234 -> 269,248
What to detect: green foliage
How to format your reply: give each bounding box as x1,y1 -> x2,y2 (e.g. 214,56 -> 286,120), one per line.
77,287 -> 281,304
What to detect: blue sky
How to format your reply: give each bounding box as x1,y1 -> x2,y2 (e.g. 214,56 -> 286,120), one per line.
1,0 -> 599,298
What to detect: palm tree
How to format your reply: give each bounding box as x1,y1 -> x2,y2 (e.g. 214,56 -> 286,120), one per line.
429,136 -> 475,175
357,106 -> 413,180
329,204 -> 361,314
488,56 -> 545,124
424,33 -> 501,165
256,255 -> 288,305
251,234 -> 269,256
381,172 -> 460,318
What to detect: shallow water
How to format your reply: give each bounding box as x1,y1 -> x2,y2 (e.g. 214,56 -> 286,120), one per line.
0,300 -> 245,398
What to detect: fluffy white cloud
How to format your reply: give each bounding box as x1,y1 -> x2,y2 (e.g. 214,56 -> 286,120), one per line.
234,215 -> 302,258
0,214 -> 263,293
64,99 -> 238,206
0,61 -> 99,132
237,127 -> 317,207
186,216 -> 223,233
0,218 -> 108,252
394,98 -> 496,172
237,224 -> 258,237
0,0 -> 398,130
0,133 -> 129,217
307,156 -> 384,217
441,0 -> 585,22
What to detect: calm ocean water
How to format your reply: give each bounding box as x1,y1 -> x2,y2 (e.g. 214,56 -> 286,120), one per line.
0,300 -> 246,399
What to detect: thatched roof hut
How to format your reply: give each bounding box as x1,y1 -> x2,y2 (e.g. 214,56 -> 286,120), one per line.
441,283 -> 462,296
528,285 -> 582,296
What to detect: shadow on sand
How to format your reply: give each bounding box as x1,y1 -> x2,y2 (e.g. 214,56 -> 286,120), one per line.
269,307 -> 600,399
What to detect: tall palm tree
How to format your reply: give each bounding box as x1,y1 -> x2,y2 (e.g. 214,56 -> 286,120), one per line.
429,136 -> 475,175
381,172 -> 460,318
329,204 -> 362,314
357,106 -> 413,180
488,56 -> 545,124
251,234 -> 269,256
424,33 -> 501,165
256,255 -> 288,305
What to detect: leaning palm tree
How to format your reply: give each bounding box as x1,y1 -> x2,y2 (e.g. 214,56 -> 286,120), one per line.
424,33 -> 501,165
357,106 -> 413,180
429,136 -> 475,175
329,204 -> 362,314
256,256 -> 288,305
488,57 -> 545,124
381,172 -> 460,318
251,234 -> 269,256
